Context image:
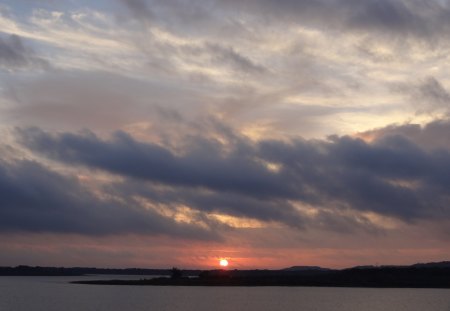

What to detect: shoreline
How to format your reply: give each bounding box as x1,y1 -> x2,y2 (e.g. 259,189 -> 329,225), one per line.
71,266 -> 450,288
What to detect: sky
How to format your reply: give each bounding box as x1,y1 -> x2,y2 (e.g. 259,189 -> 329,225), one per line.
0,0 -> 450,269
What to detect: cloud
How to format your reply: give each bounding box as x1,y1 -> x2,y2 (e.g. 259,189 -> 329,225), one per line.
2,0 -> 450,235
3,1 -> 447,141
17,122 -> 450,228
17,127 -> 292,199
415,77 -> 450,114
0,157 -> 219,239
216,0 -> 450,41
357,119 -> 450,151
391,76 -> 450,116
0,34 -> 49,71
1,0 -> 450,268
345,0 -> 419,35
200,42 -> 266,75
119,0 -> 154,24
117,179 -> 306,229
1,71 -> 208,131
116,0 -> 450,46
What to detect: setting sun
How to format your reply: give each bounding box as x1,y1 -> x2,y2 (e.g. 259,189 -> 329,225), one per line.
219,259 -> 229,267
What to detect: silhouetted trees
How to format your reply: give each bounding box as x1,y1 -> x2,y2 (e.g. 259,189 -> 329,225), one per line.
170,267 -> 183,279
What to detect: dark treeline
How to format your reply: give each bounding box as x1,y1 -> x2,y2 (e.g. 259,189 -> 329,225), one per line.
0,265 -> 202,277
4,261 -> 450,288
72,262 -> 450,288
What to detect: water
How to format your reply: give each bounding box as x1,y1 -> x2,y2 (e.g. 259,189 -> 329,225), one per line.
1,276 -> 450,311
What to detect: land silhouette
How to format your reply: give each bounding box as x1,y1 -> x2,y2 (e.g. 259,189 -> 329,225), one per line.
2,262 -> 450,288
72,262 -> 450,288
0,266 -> 201,277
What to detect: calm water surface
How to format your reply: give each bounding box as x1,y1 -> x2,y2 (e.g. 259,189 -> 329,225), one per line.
1,276 -> 450,311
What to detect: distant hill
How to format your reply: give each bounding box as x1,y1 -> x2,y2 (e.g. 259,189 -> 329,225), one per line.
2,261 -> 450,277
411,261 -> 450,268
282,266 -> 332,271
74,263 -> 450,288
348,261 -> 450,270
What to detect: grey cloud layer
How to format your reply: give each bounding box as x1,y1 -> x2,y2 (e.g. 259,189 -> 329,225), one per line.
18,128 -> 293,199
360,119 -> 450,151
2,0 -> 450,240
0,158 -> 218,239
17,121 -> 450,227
227,0 -> 450,40
121,0 -> 450,41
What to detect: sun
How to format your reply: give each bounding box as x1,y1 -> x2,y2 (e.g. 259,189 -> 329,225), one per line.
219,259 -> 229,267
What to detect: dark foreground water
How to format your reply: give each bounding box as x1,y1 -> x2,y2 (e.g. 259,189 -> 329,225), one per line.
1,276 -> 450,311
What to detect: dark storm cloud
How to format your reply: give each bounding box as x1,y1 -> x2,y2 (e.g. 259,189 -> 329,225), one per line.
257,135 -> 437,220
0,34 -> 49,71
18,127 -> 293,199
18,123 -> 450,225
0,158 -> 218,239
